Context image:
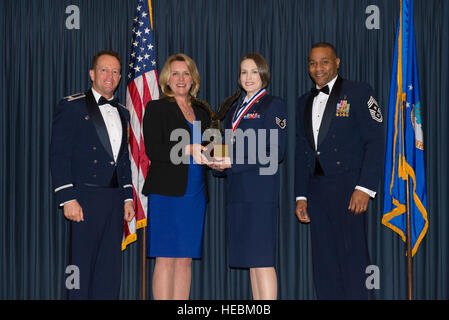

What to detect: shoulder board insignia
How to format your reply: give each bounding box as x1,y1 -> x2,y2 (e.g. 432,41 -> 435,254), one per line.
64,92 -> 86,101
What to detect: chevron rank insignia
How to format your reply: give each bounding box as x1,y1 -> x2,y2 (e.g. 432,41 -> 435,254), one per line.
367,96 -> 383,123
275,117 -> 286,129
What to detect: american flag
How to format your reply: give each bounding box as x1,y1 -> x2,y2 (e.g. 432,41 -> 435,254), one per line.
122,0 -> 159,250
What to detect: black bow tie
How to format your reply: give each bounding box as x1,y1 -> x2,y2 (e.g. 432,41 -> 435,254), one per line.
98,96 -> 120,108
311,85 -> 330,97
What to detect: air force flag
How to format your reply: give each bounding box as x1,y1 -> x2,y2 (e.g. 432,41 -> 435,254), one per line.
382,0 -> 428,257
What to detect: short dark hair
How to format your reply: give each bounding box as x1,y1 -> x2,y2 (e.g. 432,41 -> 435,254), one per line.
90,50 -> 122,70
238,53 -> 270,88
310,42 -> 338,58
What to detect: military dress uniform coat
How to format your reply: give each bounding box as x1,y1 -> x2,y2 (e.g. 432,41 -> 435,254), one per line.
294,76 -> 384,299
50,89 -> 133,299
219,93 -> 287,268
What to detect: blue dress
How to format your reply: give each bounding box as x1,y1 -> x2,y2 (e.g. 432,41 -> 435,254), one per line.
147,121 -> 206,258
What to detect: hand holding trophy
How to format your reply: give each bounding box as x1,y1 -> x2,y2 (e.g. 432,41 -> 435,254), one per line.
202,118 -> 232,171
193,89 -> 241,169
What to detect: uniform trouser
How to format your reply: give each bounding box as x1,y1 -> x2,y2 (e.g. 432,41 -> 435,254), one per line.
308,171 -> 371,300
67,186 -> 123,300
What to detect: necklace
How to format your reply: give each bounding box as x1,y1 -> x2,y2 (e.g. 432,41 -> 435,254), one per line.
179,104 -> 192,116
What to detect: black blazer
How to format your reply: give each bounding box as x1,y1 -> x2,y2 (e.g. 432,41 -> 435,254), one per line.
141,98 -> 211,198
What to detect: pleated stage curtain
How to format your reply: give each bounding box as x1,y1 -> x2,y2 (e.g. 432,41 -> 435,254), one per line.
1,0 -> 448,299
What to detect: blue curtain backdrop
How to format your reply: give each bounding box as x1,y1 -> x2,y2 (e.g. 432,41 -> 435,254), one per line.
1,0 -> 448,299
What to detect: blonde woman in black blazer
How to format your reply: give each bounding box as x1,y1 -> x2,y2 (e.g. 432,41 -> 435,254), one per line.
142,54 -> 211,300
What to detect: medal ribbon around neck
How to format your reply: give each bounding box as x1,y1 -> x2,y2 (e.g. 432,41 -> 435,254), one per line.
231,88 -> 266,133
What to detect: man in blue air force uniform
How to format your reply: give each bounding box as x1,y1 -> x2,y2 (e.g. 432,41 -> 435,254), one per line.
50,50 -> 135,299
294,43 -> 384,299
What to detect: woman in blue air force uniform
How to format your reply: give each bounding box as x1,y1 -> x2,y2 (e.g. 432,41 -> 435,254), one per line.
211,53 -> 287,300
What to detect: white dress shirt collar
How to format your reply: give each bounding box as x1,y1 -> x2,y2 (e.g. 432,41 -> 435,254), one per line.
91,87 -> 114,104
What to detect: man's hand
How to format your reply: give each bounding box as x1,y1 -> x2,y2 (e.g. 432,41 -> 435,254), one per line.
124,200 -> 135,222
348,189 -> 370,215
63,200 -> 84,222
295,200 -> 310,223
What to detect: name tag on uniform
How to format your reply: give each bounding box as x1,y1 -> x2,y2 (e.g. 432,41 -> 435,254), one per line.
336,99 -> 350,117
243,113 -> 260,119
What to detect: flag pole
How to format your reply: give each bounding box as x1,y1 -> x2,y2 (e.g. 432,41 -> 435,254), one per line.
405,177 -> 413,300
403,97 -> 413,300
142,226 -> 147,300
126,0 -> 156,301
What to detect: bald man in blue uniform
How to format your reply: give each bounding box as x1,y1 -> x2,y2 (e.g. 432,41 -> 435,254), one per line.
50,50 -> 135,299
294,43 -> 384,299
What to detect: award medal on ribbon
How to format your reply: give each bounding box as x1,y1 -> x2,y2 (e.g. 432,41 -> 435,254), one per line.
336,97 -> 350,117
231,88 -> 267,133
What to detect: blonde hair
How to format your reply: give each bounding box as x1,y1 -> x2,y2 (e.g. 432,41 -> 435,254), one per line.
159,53 -> 201,100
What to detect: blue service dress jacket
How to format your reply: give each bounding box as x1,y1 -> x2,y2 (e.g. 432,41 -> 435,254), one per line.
222,93 -> 288,203
50,89 -> 133,205
294,76 -> 384,198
